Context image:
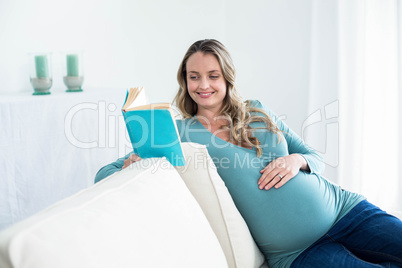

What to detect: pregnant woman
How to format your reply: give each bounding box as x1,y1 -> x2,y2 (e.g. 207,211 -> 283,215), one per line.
95,39 -> 402,268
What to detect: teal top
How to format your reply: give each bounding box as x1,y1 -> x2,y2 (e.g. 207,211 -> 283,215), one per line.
94,100 -> 365,268
176,100 -> 365,268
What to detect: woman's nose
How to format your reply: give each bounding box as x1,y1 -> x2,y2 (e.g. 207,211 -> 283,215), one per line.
199,77 -> 209,90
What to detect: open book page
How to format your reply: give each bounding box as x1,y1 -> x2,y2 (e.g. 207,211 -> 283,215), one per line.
126,103 -> 171,111
123,87 -> 148,111
121,87 -> 185,166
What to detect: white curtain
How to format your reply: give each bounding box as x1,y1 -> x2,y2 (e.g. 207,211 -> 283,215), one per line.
338,0 -> 402,215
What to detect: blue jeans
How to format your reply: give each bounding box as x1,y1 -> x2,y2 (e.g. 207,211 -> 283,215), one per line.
291,200 -> 402,268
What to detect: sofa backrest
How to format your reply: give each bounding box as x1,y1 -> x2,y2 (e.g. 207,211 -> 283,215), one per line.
0,158 -> 227,268
175,142 -> 267,268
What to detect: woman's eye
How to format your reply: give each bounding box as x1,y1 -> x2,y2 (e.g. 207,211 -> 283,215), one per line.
210,76 -> 219,79
189,76 -> 198,80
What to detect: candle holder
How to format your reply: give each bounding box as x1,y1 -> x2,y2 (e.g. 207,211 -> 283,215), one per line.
30,53 -> 52,95
63,51 -> 84,92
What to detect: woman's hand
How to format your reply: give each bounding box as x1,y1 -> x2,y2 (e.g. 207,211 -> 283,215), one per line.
258,154 -> 308,190
122,154 -> 142,169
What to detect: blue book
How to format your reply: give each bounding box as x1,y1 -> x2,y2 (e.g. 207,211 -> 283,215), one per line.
122,87 -> 185,166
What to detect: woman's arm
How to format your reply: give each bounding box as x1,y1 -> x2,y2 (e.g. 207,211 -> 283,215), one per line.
94,153 -> 131,183
252,100 -> 325,190
255,100 -> 324,174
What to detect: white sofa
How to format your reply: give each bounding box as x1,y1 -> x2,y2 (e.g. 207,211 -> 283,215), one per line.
0,143 -> 268,268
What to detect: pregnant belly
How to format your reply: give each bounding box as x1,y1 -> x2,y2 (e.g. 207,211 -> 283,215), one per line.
223,170 -> 340,255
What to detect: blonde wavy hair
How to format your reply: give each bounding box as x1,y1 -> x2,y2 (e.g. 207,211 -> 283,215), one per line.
173,39 -> 281,157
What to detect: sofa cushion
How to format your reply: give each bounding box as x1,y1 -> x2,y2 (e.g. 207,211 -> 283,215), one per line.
0,158 -> 227,268
175,142 -> 267,268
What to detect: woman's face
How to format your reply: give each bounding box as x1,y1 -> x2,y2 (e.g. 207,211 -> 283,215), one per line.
186,52 -> 227,115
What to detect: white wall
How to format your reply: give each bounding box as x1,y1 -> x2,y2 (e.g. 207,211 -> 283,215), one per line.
226,0 -> 339,180
0,0 -> 316,121
0,0 -> 339,179
226,0 -> 314,130
0,0 -> 226,102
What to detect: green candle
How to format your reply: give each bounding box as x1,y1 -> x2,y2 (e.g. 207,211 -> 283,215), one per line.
35,55 -> 49,78
66,54 -> 79,77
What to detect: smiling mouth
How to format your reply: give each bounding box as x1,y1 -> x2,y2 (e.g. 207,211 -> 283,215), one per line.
197,92 -> 214,96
